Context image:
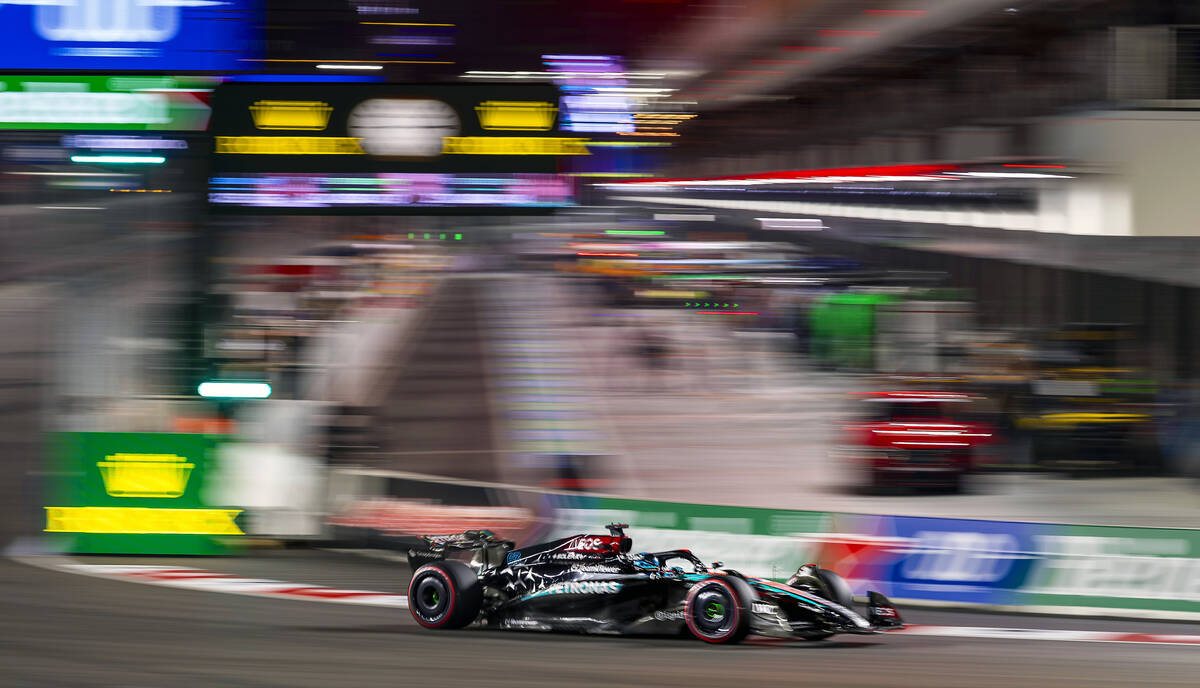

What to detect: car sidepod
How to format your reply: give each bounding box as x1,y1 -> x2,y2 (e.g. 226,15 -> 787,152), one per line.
490,573 -> 690,635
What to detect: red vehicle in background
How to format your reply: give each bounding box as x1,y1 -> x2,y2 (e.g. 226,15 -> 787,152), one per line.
845,391 -> 995,493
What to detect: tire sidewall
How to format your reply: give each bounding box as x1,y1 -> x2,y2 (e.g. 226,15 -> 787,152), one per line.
684,578 -> 748,644
409,564 -> 458,629
814,568 -> 854,609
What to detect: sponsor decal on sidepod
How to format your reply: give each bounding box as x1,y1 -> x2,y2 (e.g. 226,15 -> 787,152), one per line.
526,581 -> 624,599
751,601 -> 778,615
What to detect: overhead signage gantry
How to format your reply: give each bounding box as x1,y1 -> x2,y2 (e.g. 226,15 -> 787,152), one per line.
208,83 -> 588,213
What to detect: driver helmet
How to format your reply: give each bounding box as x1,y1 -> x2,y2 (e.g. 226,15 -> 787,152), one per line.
631,552 -> 660,570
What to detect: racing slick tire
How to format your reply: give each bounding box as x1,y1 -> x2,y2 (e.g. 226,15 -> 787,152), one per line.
408,561 -> 483,630
684,576 -> 754,644
814,568 -> 855,609
784,568 -> 854,640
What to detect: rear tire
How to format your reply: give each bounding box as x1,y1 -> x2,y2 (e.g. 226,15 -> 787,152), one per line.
408,561 -> 482,630
684,577 -> 753,644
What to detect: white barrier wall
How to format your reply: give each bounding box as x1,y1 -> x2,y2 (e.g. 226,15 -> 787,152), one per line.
1037,109 -> 1200,237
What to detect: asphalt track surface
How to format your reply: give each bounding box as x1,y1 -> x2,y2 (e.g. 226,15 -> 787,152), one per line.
2,550 -> 1197,688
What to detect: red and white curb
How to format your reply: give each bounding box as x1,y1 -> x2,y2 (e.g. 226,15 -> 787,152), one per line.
41,561 -> 408,609
19,559 -> 1200,646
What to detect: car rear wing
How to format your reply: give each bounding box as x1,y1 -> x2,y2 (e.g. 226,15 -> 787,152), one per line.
406,530 -> 515,571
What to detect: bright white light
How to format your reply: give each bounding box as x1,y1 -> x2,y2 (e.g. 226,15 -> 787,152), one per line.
757,217 -> 825,230
950,172 -> 1073,179
316,64 -> 384,70
70,155 -> 165,164
592,87 -> 676,94
198,382 -> 272,399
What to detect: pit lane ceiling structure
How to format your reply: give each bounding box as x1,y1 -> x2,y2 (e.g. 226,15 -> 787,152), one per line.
647,0 -> 1087,109
261,0 -> 694,78
263,1 -> 1092,97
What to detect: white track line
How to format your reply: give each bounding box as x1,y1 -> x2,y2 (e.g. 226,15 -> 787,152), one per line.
18,558 -> 1200,646
899,625 -> 1200,646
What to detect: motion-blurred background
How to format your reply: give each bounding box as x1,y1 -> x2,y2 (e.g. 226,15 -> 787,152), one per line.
2,1 -> 1199,684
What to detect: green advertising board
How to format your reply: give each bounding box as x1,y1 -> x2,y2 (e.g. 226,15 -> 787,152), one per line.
0,76 -> 216,131
47,432 -> 241,554
1017,524 -> 1200,615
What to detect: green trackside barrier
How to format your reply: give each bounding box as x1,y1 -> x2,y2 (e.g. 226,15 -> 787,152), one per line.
1017,523 -> 1200,615
549,494 -> 1200,617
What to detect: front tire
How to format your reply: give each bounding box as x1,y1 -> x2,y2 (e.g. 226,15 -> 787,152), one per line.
814,568 -> 854,608
792,568 -> 852,640
791,567 -> 854,608
408,561 -> 482,630
684,577 -> 752,644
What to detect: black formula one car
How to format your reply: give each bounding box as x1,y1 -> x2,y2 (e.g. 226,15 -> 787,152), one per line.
406,524 -> 903,643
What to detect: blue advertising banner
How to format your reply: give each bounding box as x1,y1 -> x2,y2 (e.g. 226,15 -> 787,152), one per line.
0,1 -> 260,71
871,515 -> 1043,606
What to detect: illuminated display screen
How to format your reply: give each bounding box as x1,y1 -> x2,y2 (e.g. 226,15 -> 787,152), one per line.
0,1 -> 260,71
544,54 -> 635,133
209,172 -> 575,213
210,83 -> 582,174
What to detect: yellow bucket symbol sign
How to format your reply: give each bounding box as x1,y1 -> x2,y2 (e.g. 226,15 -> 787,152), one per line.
250,100 -> 334,130
475,101 -> 557,131
97,454 -> 194,498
